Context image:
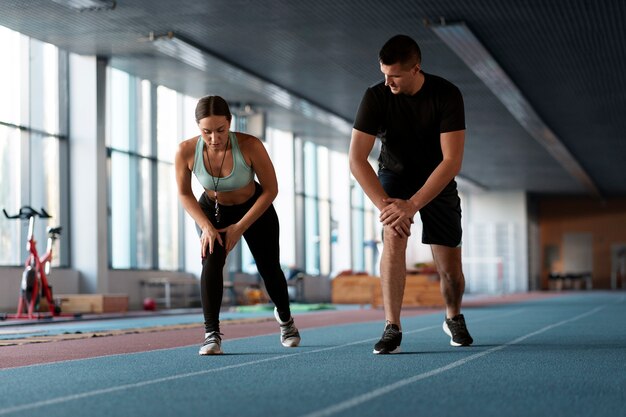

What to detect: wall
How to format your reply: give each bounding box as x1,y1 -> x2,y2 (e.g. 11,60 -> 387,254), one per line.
527,197 -> 542,291
108,269 -> 198,310
539,197 -> 626,289
68,54 -> 109,294
0,267 -> 80,311
0,267 -> 198,312
403,190 -> 531,295
462,191 -> 529,294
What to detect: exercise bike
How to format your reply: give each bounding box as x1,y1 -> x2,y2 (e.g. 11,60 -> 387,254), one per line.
2,206 -> 63,320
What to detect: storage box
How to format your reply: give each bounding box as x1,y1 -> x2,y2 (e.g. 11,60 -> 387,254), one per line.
56,294 -> 129,314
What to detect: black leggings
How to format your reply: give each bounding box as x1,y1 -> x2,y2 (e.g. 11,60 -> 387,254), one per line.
197,183 -> 291,333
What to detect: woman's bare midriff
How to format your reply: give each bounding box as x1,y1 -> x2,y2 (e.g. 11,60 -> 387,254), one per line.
203,180 -> 256,206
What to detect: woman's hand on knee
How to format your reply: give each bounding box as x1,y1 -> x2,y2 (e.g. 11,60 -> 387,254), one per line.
201,226 -> 223,257
218,223 -> 245,254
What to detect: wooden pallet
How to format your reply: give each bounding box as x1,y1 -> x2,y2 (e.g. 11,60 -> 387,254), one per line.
372,274 -> 444,308
56,294 -> 129,314
331,274 -> 379,305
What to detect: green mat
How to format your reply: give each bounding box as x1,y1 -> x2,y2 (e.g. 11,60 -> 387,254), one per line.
232,303 -> 336,313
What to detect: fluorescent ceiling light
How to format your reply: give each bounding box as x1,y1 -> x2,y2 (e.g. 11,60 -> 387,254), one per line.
431,22 -> 600,197
151,33 -> 351,135
51,0 -> 116,11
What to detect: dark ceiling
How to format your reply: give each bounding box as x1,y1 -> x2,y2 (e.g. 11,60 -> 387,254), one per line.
1,0 -> 625,197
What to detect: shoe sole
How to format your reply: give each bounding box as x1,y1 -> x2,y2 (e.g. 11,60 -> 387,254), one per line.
281,339 -> 300,348
199,346 -> 223,355
442,322 -> 471,347
275,308 -> 301,348
373,346 -> 401,354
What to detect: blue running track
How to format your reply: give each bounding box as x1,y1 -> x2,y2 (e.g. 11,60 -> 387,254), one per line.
0,292 -> 624,417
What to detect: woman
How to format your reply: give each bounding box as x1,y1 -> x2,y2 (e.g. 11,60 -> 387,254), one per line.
175,95 -> 300,355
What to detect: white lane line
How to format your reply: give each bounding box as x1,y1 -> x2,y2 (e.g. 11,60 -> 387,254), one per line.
0,330 -> 424,415
298,305 -> 606,417
2,307 -> 522,371
0,309 -> 525,415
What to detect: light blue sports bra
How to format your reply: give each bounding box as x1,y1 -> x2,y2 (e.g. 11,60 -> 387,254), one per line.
192,131 -> 254,192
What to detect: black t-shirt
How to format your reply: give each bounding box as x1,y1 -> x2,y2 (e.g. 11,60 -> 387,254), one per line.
353,72 -> 465,190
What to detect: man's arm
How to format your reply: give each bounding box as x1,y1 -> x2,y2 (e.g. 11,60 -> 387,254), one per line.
379,129 -> 465,228
349,128 -> 412,237
348,129 -> 387,210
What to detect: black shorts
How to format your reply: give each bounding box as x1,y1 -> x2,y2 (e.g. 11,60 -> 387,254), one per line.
378,168 -> 462,247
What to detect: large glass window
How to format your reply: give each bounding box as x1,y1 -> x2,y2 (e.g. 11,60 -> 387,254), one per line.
135,81 -> 155,268
156,161 -> 180,270
267,127 -> 296,266
0,26 -> 23,126
107,70 -> 184,270
0,26 -> 65,266
110,151 -> 131,267
108,68 -> 132,268
350,167 -> 380,275
182,95 -> 204,277
299,141 -> 358,276
0,126 -> 22,265
329,151 -> 351,275
30,40 -> 60,135
303,141 -> 320,274
351,183 -> 366,272
155,86 -> 181,270
31,133 -> 61,231
293,138 -> 379,277
0,24 -> 383,280
317,146 -> 331,274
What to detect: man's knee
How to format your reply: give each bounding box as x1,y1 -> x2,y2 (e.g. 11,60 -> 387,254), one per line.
383,228 -> 408,250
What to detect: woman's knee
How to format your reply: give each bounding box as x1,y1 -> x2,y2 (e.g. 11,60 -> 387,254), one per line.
202,253 -> 226,275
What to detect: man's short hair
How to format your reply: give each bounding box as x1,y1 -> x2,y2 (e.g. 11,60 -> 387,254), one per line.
379,34 -> 422,68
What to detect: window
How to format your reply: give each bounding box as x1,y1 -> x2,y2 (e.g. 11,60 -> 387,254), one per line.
107,70 -> 194,271
0,125 -> 22,265
155,86 -> 181,270
303,141 -> 320,274
329,151 -> 352,274
350,167 -> 380,275
0,26 -> 65,266
0,26 -> 23,127
351,183 -> 366,272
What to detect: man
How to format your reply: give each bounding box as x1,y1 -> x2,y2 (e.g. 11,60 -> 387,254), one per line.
349,34 -> 473,354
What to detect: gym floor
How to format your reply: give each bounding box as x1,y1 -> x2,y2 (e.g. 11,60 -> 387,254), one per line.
1,291 -> 624,417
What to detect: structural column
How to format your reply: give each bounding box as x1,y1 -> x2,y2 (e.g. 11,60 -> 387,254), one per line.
68,54 -> 109,293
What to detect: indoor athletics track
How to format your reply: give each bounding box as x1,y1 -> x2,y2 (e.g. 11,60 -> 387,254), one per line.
1,291 -> 624,417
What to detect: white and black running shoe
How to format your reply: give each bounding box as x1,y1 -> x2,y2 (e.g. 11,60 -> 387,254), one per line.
274,307 -> 301,347
373,322 -> 402,354
443,314 -> 473,346
199,331 -> 223,355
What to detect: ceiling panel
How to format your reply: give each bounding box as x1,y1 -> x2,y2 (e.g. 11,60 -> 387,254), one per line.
1,0 -> 624,197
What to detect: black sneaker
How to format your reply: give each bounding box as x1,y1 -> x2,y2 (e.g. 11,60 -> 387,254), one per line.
443,314 -> 473,346
373,323 -> 402,354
